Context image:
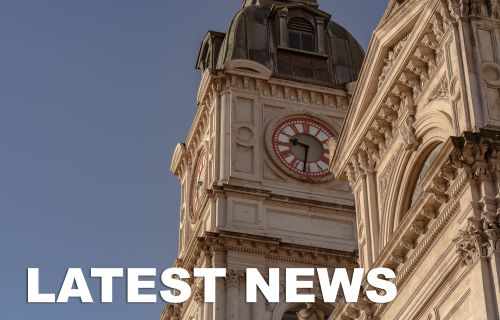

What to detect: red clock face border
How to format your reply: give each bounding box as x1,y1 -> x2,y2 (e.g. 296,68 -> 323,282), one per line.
271,117 -> 334,178
189,148 -> 206,221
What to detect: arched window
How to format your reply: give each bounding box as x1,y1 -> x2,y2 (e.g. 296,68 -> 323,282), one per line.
407,143 -> 443,209
288,17 -> 315,52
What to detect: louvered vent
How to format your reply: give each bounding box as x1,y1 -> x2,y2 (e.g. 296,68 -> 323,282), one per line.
288,18 -> 314,33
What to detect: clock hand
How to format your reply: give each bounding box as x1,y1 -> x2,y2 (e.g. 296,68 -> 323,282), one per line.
290,138 -> 311,172
290,138 -> 309,148
303,145 -> 309,172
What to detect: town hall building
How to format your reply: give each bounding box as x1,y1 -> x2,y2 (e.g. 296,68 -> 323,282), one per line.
163,0 -> 500,319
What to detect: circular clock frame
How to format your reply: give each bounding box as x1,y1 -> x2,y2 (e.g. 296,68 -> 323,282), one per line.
189,147 -> 207,222
265,112 -> 337,182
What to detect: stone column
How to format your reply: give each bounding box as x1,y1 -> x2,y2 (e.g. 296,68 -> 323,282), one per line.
212,251 -> 226,319
214,80 -> 223,183
484,215 -> 500,318
348,156 -> 374,267
278,8 -> 288,47
358,148 -> 380,258
225,270 -> 243,320
251,290 -> 265,320
315,17 -> 325,54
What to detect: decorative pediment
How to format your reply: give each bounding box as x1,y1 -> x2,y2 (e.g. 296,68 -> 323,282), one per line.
380,0 -> 409,25
195,31 -> 226,71
332,0 -> 454,177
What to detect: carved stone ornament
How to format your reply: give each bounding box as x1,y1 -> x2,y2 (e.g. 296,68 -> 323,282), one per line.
161,304 -> 181,320
379,35 -> 410,88
297,303 -> 325,320
193,286 -> 204,304
484,216 -> 500,251
449,130 -> 500,266
225,270 -> 244,288
454,215 -> 500,266
446,0 -> 500,20
429,76 -> 449,100
450,130 -> 500,179
400,115 -> 420,151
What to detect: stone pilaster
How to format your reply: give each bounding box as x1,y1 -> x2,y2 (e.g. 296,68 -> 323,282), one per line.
225,270 -> 244,320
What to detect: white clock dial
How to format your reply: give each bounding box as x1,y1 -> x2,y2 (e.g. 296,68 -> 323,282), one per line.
189,148 -> 206,220
272,117 -> 333,177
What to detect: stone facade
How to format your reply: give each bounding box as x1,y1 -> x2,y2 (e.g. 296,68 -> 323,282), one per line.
330,0 -> 500,319
163,0 -> 500,319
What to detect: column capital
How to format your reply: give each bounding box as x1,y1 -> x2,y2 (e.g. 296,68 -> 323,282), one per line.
225,270 -> 244,288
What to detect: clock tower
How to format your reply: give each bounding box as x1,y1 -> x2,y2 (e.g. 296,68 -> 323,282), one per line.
164,1 -> 364,319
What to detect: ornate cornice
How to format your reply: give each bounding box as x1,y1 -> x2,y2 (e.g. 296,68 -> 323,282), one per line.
170,230 -> 357,319
211,183 -> 355,213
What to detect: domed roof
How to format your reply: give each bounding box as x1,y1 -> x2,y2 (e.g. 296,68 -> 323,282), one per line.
215,3 -> 364,88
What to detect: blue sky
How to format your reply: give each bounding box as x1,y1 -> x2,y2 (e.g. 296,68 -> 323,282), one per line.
0,1 -> 386,319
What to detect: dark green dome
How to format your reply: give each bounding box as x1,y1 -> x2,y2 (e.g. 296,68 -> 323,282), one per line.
216,3 -> 364,88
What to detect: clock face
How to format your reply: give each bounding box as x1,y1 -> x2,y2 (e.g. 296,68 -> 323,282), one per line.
271,117 -> 333,178
189,148 -> 206,220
